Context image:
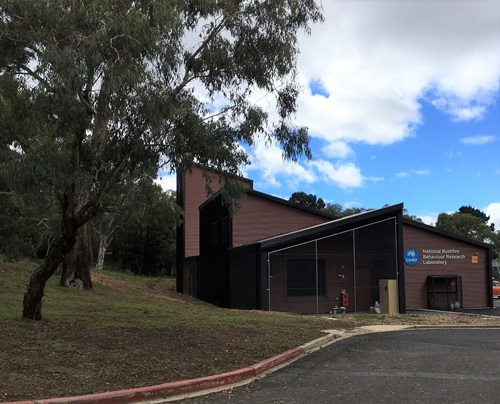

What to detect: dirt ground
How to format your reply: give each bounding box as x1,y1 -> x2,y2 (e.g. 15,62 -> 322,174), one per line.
1,274 -> 499,403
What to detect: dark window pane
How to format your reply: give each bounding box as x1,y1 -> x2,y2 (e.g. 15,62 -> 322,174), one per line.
287,259 -> 325,297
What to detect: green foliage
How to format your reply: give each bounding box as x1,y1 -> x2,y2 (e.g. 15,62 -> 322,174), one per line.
322,202 -> 343,216
321,201 -> 423,222
436,209 -> 499,258
0,0 -> 323,202
342,207 -> 371,216
322,203 -> 370,217
459,205 -> 494,230
289,191 -> 326,210
107,182 -> 182,276
402,208 -> 423,223
0,175 -> 47,260
0,0 -> 323,318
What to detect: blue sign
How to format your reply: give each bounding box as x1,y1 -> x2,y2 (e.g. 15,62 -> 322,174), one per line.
404,248 -> 419,266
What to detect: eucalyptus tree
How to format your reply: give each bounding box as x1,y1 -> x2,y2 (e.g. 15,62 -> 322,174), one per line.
0,0 -> 323,319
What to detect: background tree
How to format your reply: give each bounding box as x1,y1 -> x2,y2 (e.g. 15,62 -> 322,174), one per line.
322,202 -> 343,217
0,171 -> 51,261
341,207 -> 370,217
322,203 -> 369,217
93,212 -> 122,272
109,184 -> 182,276
458,205 -> 494,230
91,177 -> 148,272
436,207 -> 499,258
0,0 -> 323,319
403,210 -> 423,223
0,189 -> 36,260
289,192 -> 325,210
319,200 -> 423,222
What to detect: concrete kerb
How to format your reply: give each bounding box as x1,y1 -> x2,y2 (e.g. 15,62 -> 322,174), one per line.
6,324 -> 500,404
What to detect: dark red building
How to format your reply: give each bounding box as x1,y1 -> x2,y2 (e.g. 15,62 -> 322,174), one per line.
177,166 -> 494,314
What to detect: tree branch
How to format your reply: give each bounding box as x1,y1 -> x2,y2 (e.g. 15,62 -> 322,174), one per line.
78,65 -> 96,115
203,104 -> 236,121
16,64 -> 52,90
171,17 -> 227,99
77,149 -> 134,226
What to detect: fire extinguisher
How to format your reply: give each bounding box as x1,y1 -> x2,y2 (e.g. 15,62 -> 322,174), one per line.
341,292 -> 349,307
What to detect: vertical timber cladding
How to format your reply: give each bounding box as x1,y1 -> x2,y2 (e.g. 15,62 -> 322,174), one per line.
403,222 -> 490,309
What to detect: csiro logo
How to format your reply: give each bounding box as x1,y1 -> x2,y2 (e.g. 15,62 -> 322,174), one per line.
404,248 -> 419,266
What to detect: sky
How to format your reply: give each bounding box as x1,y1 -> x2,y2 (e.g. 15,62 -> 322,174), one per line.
156,0 -> 500,230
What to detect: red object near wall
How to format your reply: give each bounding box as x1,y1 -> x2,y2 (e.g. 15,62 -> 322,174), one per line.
342,292 -> 349,307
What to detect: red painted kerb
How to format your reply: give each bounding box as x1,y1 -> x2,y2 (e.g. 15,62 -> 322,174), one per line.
6,347 -> 305,404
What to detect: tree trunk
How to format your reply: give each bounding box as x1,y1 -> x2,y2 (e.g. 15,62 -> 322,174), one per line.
22,186 -> 95,319
96,233 -> 108,271
22,218 -> 79,320
94,213 -> 118,271
22,248 -> 64,320
59,190 -> 93,289
60,222 -> 93,289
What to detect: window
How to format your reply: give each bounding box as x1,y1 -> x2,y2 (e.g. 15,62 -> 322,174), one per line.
287,259 -> 326,297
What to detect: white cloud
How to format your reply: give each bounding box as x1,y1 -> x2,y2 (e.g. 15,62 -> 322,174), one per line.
364,175 -> 384,183
246,138 -> 366,190
485,203 -> 500,231
246,138 -> 316,189
296,0 -> 500,147
396,169 -> 430,178
154,172 -> 177,192
443,103 -> 487,121
412,169 -> 431,176
344,200 -> 363,209
460,135 -> 496,145
311,160 -> 364,189
178,0 -> 499,208
321,141 -> 353,159
419,214 -> 438,226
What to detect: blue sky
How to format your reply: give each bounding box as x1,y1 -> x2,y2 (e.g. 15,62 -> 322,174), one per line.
156,0 -> 500,229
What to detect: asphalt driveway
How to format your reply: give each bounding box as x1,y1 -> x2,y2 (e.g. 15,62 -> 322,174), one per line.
182,329 -> 500,404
